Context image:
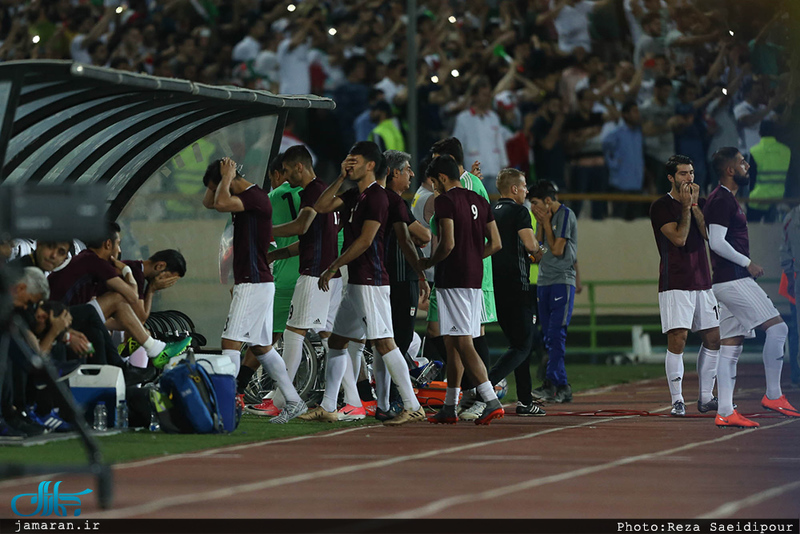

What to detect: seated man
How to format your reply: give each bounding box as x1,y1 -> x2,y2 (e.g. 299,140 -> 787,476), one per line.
47,222 -> 189,369
122,249 -> 186,321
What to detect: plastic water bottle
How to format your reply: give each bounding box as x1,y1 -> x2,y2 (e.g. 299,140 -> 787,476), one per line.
93,401 -> 107,431
149,409 -> 160,432
115,400 -> 129,429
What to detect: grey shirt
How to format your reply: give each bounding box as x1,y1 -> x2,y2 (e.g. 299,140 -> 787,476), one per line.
538,204 -> 577,287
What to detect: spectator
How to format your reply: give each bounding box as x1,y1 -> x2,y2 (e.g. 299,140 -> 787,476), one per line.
354,88 -> 385,142
369,101 -> 405,152
634,12 -> 665,67
748,121 -> 790,222
603,101 -> 645,219
232,18 -> 266,64
641,77 -> 682,192
540,0 -> 613,55
673,83 -> 717,192
531,93 -> 568,188
374,59 -> 407,107
332,55 -> 370,154
734,79 -> 780,156
564,88 -> 607,219
452,76 -> 509,194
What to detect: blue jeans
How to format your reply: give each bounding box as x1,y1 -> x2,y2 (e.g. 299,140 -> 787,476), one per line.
537,284 -> 576,387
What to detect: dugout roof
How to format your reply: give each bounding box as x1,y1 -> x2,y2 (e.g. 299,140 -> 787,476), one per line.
0,60 -> 334,219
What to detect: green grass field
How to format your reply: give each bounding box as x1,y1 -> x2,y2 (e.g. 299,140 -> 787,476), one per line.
0,364 -> 666,465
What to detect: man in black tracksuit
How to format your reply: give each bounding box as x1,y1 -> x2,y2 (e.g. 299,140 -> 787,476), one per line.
490,169 -> 546,416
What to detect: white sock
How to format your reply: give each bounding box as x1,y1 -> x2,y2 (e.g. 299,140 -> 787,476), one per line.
763,322 -> 788,400
373,353 -> 391,411
272,330 -> 306,409
444,387 -> 460,406
476,380 -> 498,403
320,336 -> 329,353
717,345 -> 742,417
321,348 -> 348,412
341,355 -> 362,407
382,348 -> 421,411
143,336 -> 166,358
696,345 -> 719,404
222,349 -> 241,377
347,342 -> 365,380
256,349 -> 301,404
665,350 -> 684,404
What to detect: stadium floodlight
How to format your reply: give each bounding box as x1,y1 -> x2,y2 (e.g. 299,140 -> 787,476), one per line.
32,35 -> 40,44
431,75 -> 439,84
328,28 -> 337,36
728,30 -> 734,36
451,69 -> 459,78
287,3 -> 296,11
116,6 -> 124,14
722,88 -> 728,96
448,16 -> 457,23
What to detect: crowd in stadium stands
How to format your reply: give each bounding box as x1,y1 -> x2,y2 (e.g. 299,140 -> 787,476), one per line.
0,0 -> 796,220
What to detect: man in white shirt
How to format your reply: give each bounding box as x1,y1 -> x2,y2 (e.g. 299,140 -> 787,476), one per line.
452,77 -> 510,195
232,19 -> 266,64
374,59 -> 406,106
540,0 -> 613,55
277,19 -> 319,95
733,79 -> 780,156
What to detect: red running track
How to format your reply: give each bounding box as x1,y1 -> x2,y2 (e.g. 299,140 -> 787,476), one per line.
1,363 -> 798,519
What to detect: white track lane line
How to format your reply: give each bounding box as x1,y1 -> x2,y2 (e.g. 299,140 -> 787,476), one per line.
0,425 -> 377,490
697,479 -> 800,519
383,419 -> 798,519
88,417 -> 623,518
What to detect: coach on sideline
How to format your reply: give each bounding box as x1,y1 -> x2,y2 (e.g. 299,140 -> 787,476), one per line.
490,169 -> 545,416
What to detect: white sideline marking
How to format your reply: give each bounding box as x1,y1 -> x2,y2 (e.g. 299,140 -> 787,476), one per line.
383,419 -> 798,519
697,478 -> 800,518
0,425 -> 377,490
88,417 -> 622,518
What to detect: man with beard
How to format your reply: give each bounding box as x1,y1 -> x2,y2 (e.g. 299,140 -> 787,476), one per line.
649,155 -> 720,418
704,148 -> 797,426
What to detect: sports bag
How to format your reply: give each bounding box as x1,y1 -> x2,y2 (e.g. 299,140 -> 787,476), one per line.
152,351 -> 225,434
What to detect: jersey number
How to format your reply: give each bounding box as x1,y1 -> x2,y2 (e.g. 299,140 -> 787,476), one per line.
471,204 -> 479,220
282,192 -> 298,219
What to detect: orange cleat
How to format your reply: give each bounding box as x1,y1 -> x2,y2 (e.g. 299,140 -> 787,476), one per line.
715,410 -> 760,428
761,395 -> 800,417
245,399 -> 280,417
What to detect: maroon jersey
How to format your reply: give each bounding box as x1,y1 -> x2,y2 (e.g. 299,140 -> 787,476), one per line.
433,187 -> 493,289
233,185 -> 274,285
649,194 -> 712,292
340,181 -> 389,286
703,185 -> 750,284
386,187 -> 412,226
298,178 -> 340,278
48,249 -> 120,306
122,259 -> 146,299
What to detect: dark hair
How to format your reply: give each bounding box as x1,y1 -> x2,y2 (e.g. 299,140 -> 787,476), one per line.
665,154 -> 694,178
348,141 -> 383,169
283,145 -> 313,169
85,221 -> 120,250
528,180 -> 559,201
426,155 -> 460,182
430,138 -> 464,165
654,77 -> 672,89
148,249 -> 187,277
268,152 -> 285,175
677,83 -> 697,99
576,88 -> 592,102
203,159 -> 223,187
621,100 -> 638,114
759,120 -> 778,138
375,154 -> 388,180
711,147 -> 740,177
371,100 -> 393,117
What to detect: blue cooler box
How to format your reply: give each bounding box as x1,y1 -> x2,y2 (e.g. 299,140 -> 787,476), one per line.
68,365 -> 126,427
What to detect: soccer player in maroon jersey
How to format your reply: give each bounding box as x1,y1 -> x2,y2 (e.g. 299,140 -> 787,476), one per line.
301,141 -> 426,426
705,147 -> 798,426
202,157 -> 306,424
649,155 -> 721,418
421,155 -> 504,425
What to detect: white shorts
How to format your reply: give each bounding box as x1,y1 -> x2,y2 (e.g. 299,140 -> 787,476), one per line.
332,283 -> 393,341
223,282 -> 274,347
439,287 -> 482,338
88,298 -> 106,324
286,275 -> 333,330
658,289 -> 719,333
325,277 -> 344,333
713,278 -> 780,339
